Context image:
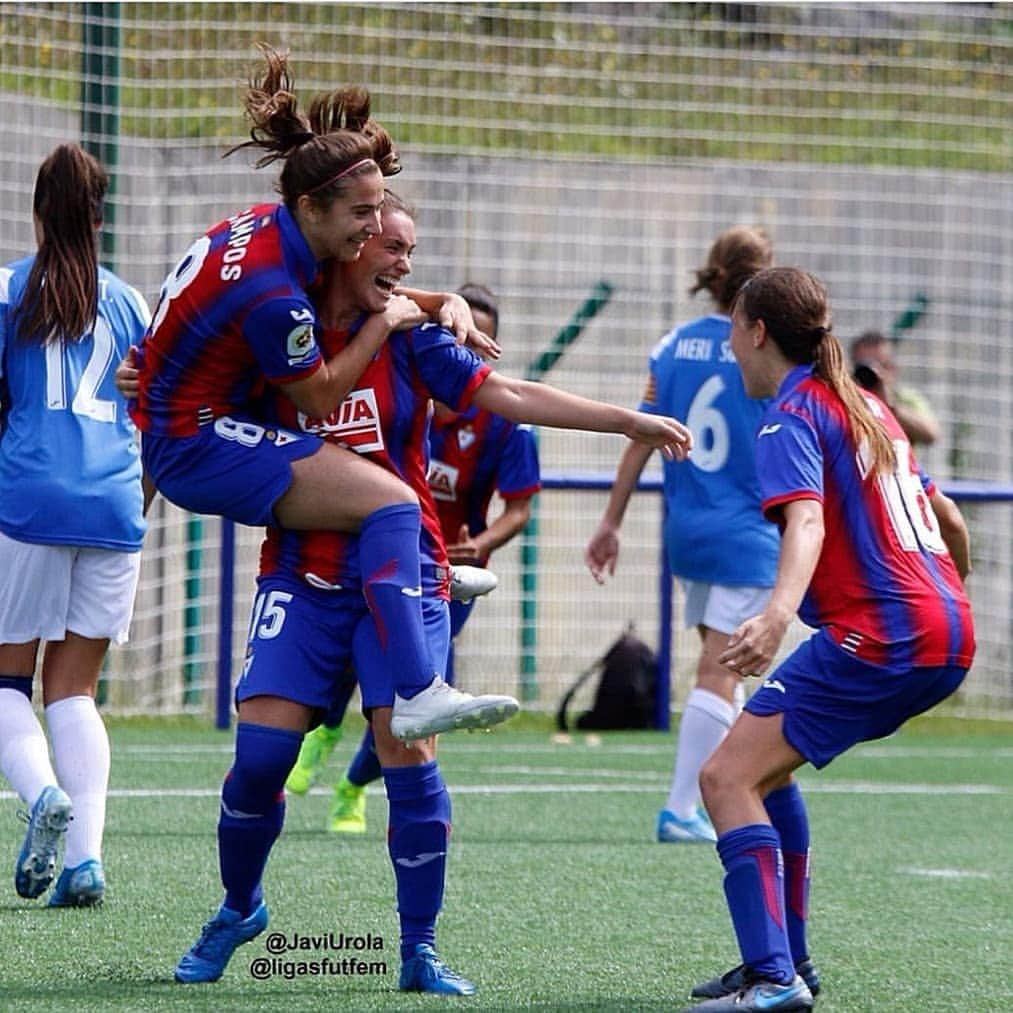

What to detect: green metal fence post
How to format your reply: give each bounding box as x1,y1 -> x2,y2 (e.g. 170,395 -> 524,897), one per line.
80,2 -> 121,272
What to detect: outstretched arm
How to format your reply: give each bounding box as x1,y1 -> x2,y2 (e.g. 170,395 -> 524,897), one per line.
471,372 -> 692,461
585,440 -> 654,583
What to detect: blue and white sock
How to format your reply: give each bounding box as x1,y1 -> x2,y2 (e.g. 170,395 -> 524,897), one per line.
384,761 -> 451,962
218,722 -> 301,917
359,504 -> 433,699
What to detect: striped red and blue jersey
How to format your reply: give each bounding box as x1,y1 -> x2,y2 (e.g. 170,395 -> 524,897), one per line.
259,318 -> 491,598
130,204 -> 322,437
755,363 -> 974,669
428,406 -> 540,564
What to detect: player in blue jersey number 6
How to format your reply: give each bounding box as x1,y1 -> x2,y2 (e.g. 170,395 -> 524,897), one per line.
0,144 -> 150,908
680,267 -> 973,1013
128,46 -> 514,742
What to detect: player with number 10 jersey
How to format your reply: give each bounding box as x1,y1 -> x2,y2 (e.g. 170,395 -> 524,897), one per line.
754,364 -> 974,670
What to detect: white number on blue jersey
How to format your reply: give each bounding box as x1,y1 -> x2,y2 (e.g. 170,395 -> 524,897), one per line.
247,589 -> 292,641
44,316 -> 117,423
686,374 -> 730,473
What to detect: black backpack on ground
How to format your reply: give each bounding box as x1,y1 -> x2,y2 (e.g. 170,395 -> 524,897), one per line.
555,625 -> 658,731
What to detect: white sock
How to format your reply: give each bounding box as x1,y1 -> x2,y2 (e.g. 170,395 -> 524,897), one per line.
665,687 -> 735,819
0,687 -> 57,806
46,695 -> 110,868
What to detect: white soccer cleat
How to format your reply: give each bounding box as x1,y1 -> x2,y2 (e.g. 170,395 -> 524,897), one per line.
448,565 -> 498,603
390,675 -> 519,741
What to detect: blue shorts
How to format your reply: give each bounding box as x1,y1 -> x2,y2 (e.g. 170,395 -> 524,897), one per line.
745,629 -> 967,769
235,576 -> 450,713
142,415 -> 321,527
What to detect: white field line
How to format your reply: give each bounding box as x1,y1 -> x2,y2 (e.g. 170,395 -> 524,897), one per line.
114,742 -> 1013,760
0,780 -> 1005,801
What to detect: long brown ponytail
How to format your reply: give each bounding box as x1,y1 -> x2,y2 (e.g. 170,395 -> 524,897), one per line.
736,267 -> 896,474
14,143 -> 106,345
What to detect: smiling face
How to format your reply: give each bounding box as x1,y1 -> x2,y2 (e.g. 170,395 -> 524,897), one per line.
297,167 -> 385,263
342,206 -> 417,314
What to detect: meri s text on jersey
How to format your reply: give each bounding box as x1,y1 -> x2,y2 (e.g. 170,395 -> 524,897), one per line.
671,336 -> 737,364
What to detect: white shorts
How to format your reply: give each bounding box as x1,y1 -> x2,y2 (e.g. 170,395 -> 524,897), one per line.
0,532 -> 141,645
681,580 -> 772,636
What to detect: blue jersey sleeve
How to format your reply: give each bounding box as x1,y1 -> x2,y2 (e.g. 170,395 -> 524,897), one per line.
754,411 -> 824,522
243,296 -> 322,382
496,423 -> 541,498
412,322 -> 487,409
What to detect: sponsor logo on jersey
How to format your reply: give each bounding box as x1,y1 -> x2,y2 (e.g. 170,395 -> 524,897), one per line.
761,677 -> 787,694
286,321 -> 317,365
427,459 -> 459,502
297,387 -> 384,453
758,423 -> 782,437
457,425 -> 476,451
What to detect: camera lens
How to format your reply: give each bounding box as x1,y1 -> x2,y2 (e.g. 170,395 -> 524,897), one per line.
853,363 -> 879,390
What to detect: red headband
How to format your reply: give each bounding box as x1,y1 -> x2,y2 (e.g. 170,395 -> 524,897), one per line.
304,158 -> 377,196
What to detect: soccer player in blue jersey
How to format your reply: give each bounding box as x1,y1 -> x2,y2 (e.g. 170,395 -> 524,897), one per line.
586,227 -> 779,844
681,267 -> 974,1013
289,283 -> 541,835
173,193 -> 692,991
0,144 -> 149,907
129,46 -> 513,742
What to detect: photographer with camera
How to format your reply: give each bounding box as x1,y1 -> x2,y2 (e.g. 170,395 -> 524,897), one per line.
850,330 -> 939,447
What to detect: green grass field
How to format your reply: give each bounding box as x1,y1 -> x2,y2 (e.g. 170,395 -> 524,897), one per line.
2,715 -> 1011,1012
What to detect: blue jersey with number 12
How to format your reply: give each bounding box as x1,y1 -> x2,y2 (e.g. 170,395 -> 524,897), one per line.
641,313 -> 778,585
0,256 -> 149,550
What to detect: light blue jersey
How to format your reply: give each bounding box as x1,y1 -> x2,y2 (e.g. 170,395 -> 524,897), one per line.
0,257 -> 149,550
641,313 -> 778,586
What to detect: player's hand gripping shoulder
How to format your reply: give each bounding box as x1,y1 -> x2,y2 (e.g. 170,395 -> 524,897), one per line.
584,521 -> 620,585
380,294 -> 429,333
396,287 -> 501,360
115,346 -> 141,399
623,411 -> 693,461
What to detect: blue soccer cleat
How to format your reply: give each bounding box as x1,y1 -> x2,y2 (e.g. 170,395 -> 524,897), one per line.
174,901 -> 269,983
15,785 -> 72,899
682,974 -> 813,1012
399,943 -> 476,995
657,807 -> 717,844
48,858 -> 105,907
